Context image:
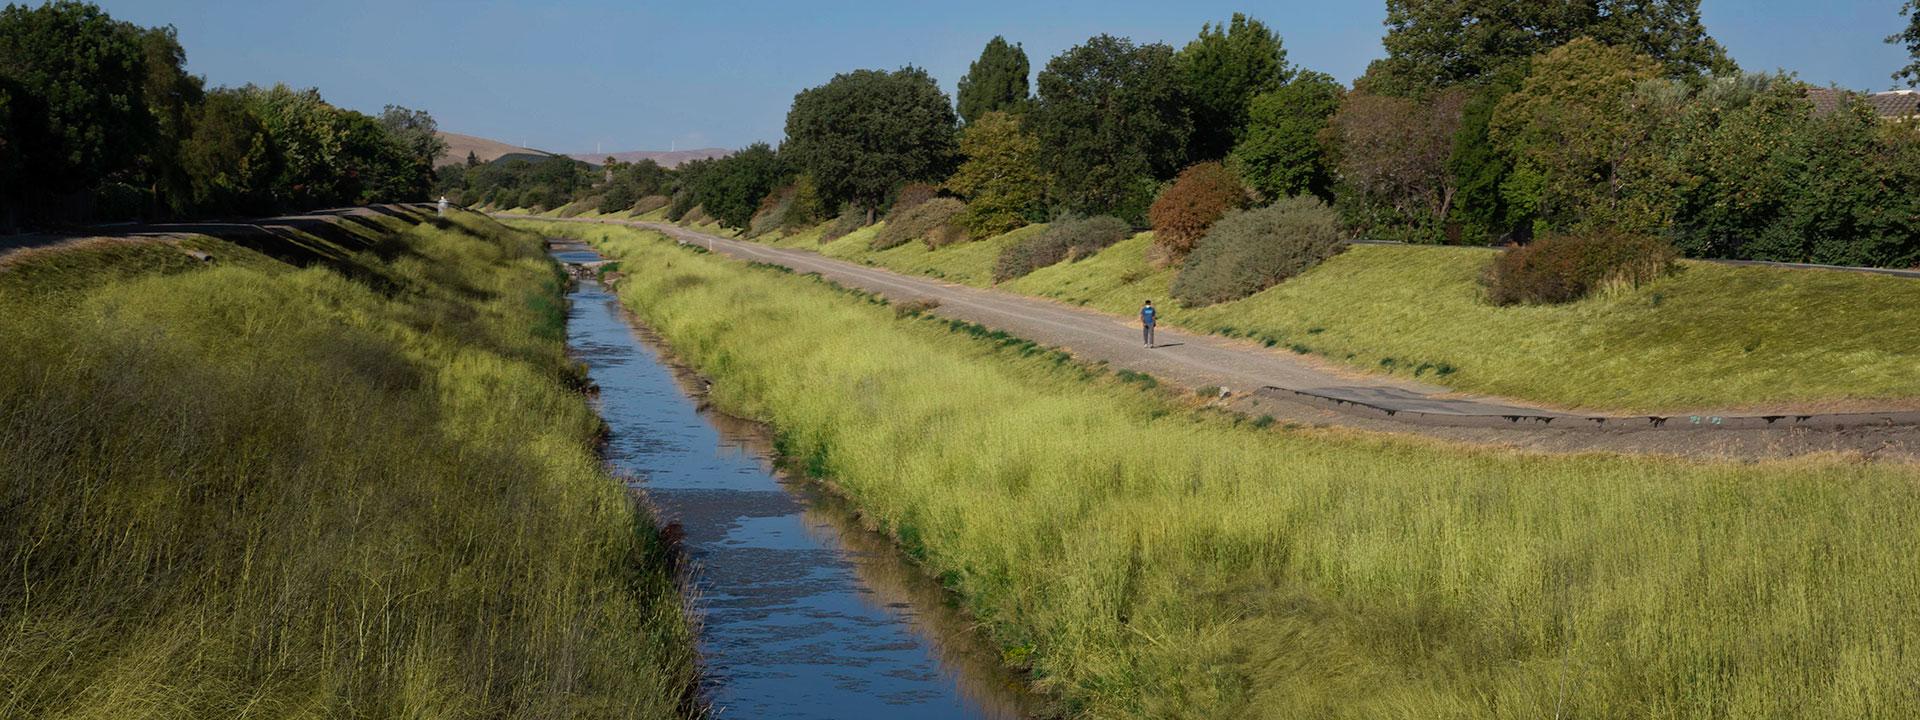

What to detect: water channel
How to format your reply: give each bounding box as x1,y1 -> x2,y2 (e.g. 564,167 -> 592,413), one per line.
555,243 -> 1036,719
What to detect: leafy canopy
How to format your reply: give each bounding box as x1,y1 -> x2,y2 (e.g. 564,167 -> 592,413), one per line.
1490,38 -> 1663,232
1177,13 -> 1293,161
1367,0 -> 1732,95
784,67 -> 958,215
945,111 -> 1049,239
957,36 -> 1030,123
1228,71 -> 1345,203
1029,35 -> 1192,223
1894,1 -> 1920,87
0,0 -> 153,195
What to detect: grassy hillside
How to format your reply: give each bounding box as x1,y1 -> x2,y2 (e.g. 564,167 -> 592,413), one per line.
546,223 -> 1920,719
0,212 -> 695,718
745,220 -> 1920,413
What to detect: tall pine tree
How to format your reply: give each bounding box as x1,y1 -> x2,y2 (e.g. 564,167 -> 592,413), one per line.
957,36 -> 1030,123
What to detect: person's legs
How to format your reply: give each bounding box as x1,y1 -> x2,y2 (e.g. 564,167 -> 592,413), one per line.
1144,324 -> 1154,347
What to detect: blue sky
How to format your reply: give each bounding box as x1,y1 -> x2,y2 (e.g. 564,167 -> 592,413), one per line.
99,0 -> 1916,153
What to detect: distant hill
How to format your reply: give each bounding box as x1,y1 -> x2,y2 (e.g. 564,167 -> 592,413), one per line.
436,132 -> 556,166
563,148 -> 732,168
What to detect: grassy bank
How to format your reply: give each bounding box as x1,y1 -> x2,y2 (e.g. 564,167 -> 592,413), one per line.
729,216 -> 1920,413
0,212 -> 696,718
547,221 -> 1920,719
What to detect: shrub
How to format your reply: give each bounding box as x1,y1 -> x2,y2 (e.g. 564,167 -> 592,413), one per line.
993,215 -> 1131,282
598,184 -> 638,214
1171,197 -> 1344,307
1483,229 -> 1677,305
820,208 -> 866,243
872,198 -> 966,250
666,190 -> 697,221
1148,162 -> 1248,261
888,183 -> 941,217
747,185 -> 798,238
557,197 -> 598,218
631,194 -> 670,216
681,205 -> 711,225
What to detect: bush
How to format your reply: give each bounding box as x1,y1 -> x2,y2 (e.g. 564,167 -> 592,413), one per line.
820,208 -> 867,243
872,197 -> 966,250
682,205 -> 711,225
1483,229 -> 1677,305
598,184 -> 639,214
888,183 -> 941,217
557,197 -> 598,218
631,194 -> 670,216
1148,162 -> 1248,261
993,215 -> 1130,282
666,190 -> 697,221
1171,197 -> 1344,307
748,182 -> 829,238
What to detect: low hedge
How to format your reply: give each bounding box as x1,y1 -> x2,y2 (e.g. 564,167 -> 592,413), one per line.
1171,197 -> 1344,307
872,198 -> 967,250
993,215 -> 1131,282
1483,229 -> 1677,305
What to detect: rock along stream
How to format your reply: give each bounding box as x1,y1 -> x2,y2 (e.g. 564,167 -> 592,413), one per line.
555,243 -> 1036,719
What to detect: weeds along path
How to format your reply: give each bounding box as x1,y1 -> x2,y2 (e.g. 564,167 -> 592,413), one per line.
504,215 -> 1917,460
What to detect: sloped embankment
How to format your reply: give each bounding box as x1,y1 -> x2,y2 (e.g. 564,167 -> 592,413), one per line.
0,210 -> 696,718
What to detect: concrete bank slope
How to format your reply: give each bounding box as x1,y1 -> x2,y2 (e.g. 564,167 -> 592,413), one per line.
512,214 -> 1917,460
0,204 -> 441,261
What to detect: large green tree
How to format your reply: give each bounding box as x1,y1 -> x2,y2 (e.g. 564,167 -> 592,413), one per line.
1490,38 -> 1663,232
956,36 -> 1030,123
1367,0 -> 1732,95
694,142 -> 787,230
1029,35 -> 1191,222
137,25 -> 203,217
784,67 -> 957,219
378,105 -> 447,174
1177,13 -> 1293,161
0,1 -> 153,201
181,89 -> 278,214
1327,89 -> 1468,243
1445,64 -> 1529,242
1227,71 -> 1344,203
944,110 -> 1049,238
1894,0 -> 1920,87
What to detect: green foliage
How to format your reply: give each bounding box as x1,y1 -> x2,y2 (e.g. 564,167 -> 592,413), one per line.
137,25 -> 204,217
873,197 -> 966,250
1030,35 -> 1192,223
945,110 -> 1049,239
563,226 -> 1920,718
0,1 -> 152,201
180,89 -> 278,215
1367,0 -> 1733,95
1626,75 -> 1920,268
993,214 -> 1130,281
1328,89 -> 1467,243
597,181 -> 638,214
1483,228 -> 1677,305
0,214 -> 696,717
1445,72 -> 1527,243
1491,38 -> 1664,233
694,142 -> 787,230
1227,71 -> 1344,203
1171,196 -> 1343,306
957,36 -> 1030,123
1147,161 -> 1248,259
1176,13 -> 1293,160
784,67 -> 958,214
1895,1 -> 1920,86
888,182 -> 941,215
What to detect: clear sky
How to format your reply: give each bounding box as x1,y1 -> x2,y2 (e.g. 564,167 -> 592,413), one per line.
97,0 -> 1917,153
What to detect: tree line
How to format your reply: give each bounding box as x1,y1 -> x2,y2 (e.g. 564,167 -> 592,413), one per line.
0,1 -> 444,231
477,0 -> 1920,269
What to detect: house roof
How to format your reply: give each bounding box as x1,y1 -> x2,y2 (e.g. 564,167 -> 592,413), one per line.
1806,87 -> 1920,118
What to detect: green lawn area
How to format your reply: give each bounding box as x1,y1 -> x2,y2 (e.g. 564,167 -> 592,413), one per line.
561,223 -> 1920,719
744,219 -> 1920,413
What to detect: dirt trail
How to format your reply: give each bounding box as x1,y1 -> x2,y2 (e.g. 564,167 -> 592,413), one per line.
581,215 -> 1917,459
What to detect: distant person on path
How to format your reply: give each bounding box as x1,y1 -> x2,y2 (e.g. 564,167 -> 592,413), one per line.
437,196 -> 450,216
1141,300 -> 1157,348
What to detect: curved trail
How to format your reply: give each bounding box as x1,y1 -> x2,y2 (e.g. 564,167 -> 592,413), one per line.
585,216 -> 1910,459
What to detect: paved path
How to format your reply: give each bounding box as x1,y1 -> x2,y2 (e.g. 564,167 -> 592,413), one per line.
511,215 -> 1919,458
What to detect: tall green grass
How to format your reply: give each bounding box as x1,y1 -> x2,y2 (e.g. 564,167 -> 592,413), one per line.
562,222 -> 1920,719
0,213 -> 696,718
731,216 -> 1920,412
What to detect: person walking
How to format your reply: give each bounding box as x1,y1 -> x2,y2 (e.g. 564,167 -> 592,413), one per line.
1141,300 -> 1157,348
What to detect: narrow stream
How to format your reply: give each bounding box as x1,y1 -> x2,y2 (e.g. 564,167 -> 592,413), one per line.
555,244 -> 1036,719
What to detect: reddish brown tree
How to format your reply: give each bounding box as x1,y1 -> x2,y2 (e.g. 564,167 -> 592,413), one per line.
1148,161 -> 1248,261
